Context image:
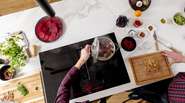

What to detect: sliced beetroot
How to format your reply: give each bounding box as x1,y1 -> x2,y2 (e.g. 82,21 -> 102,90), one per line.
35,16 -> 63,42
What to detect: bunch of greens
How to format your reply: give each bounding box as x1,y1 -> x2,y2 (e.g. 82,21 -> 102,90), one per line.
0,34 -> 27,69
17,83 -> 29,96
174,13 -> 185,25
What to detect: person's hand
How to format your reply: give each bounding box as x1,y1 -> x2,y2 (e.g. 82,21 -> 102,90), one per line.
161,51 -> 185,63
79,45 -> 91,63
75,45 -> 91,69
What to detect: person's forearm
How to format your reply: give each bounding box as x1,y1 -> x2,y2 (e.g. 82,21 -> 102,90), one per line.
74,58 -> 86,69
55,67 -> 80,103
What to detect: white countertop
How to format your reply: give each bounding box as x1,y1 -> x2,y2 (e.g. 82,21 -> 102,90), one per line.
0,0 -> 185,102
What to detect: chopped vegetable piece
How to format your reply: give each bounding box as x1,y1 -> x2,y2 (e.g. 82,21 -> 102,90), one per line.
17,83 -> 29,96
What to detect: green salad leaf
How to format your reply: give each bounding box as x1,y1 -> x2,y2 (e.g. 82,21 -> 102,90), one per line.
17,83 -> 29,96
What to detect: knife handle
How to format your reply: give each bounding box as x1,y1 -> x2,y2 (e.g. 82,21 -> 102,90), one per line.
155,41 -> 160,51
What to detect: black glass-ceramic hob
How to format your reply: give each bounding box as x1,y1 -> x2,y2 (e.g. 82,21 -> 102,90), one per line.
39,32 -> 130,103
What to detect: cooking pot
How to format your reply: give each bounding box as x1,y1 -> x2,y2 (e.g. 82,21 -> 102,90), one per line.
91,36 -> 117,62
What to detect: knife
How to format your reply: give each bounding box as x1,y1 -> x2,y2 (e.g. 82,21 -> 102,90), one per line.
153,31 -> 159,51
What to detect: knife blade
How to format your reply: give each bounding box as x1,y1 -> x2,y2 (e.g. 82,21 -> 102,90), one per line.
153,31 -> 159,51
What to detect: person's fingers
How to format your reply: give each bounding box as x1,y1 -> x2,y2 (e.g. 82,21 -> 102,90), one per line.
83,45 -> 88,52
161,51 -> 164,54
162,50 -> 167,52
85,44 -> 91,53
161,50 -> 169,55
163,50 -> 173,54
84,44 -> 89,49
165,54 -> 174,58
161,52 -> 169,57
84,45 -> 88,49
87,45 -> 91,51
161,50 -> 176,57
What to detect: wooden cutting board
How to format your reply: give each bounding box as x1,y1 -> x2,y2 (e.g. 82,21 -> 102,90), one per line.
0,0 -> 61,16
129,52 -> 173,85
0,72 -> 45,103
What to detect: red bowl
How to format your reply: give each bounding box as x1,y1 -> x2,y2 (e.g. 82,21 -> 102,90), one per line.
35,16 -> 63,42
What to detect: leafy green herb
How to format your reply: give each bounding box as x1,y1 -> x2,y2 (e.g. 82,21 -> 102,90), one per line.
0,34 -> 27,69
17,83 -> 29,96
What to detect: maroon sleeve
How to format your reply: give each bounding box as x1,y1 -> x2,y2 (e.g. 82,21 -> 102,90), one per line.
55,66 -> 80,103
168,73 -> 185,103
